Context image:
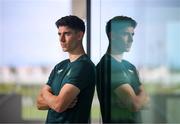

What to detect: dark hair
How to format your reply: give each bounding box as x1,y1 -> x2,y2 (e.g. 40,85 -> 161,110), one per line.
55,15 -> 85,33
106,16 -> 137,37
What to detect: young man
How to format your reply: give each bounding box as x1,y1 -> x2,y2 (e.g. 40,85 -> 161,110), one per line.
36,15 -> 95,123
96,16 -> 149,123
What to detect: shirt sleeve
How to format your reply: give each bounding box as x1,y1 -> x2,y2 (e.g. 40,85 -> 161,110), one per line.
111,70 -> 131,89
63,61 -> 95,91
46,66 -> 56,86
131,66 -> 142,93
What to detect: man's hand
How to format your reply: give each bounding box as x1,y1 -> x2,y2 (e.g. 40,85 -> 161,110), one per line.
36,84 -> 51,110
41,84 -> 52,93
115,99 -> 126,108
68,98 -> 78,108
114,84 -> 150,112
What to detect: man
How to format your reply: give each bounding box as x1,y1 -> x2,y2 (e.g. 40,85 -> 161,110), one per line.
96,16 -> 149,123
36,15 -> 95,123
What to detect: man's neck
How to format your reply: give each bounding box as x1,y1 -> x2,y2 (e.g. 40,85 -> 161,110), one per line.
69,47 -> 85,62
110,53 -> 124,62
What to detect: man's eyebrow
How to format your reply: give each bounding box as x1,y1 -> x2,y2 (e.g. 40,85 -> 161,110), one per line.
58,31 -> 71,35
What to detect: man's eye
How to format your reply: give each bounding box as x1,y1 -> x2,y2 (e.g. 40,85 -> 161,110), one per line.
121,32 -> 128,36
65,32 -> 71,36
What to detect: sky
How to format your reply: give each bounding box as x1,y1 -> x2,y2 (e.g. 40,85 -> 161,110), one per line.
91,0 -> 180,68
0,0 -> 180,69
0,0 -> 71,66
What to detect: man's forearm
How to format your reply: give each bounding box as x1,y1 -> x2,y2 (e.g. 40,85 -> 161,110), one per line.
41,84 -> 80,113
136,86 -> 149,108
42,89 -> 58,110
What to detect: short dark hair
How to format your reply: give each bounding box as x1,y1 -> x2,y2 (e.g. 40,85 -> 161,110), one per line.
106,16 -> 137,37
55,15 -> 85,33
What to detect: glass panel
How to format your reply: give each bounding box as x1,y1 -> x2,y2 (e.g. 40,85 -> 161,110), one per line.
92,0 -> 180,123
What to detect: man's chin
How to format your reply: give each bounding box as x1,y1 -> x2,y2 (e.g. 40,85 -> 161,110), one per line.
125,48 -> 131,52
62,48 -> 67,52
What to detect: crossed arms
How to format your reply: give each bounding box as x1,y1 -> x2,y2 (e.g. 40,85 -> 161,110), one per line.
114,84 -> 149,112
36,84 -> 80,113
37,81 -> 148,113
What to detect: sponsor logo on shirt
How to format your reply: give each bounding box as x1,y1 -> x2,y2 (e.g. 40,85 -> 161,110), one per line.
57,69 -> 63,74
128,69 -> 134,73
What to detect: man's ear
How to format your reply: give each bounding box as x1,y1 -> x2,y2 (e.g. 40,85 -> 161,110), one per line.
108,32 -> 116,41
77,31 -> 84,41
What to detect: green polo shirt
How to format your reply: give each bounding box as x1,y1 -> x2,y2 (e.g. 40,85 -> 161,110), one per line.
110,55 -> 142,123
96,54 -> 142,123
46,54 -> 95,123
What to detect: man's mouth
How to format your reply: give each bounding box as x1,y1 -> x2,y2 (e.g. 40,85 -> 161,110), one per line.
61,44 -> 66,48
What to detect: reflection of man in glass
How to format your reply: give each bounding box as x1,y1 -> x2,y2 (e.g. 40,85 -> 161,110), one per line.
96,16 -> 149,123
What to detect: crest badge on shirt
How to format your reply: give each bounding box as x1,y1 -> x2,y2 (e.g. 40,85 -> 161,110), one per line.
66,69 -> 71,76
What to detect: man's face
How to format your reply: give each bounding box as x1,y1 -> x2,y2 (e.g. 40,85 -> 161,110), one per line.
58,26 -> 82,52
111,25 -> 135,53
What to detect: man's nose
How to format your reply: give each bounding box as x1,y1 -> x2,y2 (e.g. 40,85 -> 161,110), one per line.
60,35 -> 65,42
128,34 -> 133,43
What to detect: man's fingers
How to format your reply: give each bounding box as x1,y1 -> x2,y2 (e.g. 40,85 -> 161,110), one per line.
68,98 -> 78,108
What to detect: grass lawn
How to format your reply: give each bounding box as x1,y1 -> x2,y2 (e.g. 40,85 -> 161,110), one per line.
22,106 -> 47,120
23,104 -> 100,121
